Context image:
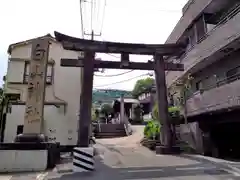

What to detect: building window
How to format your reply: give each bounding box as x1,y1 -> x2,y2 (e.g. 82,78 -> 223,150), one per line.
196,80 -> 203,91
195,15 -> 207,42
226,66 -> 240,83
23,62 -> 53,84
16,125 -> 23,135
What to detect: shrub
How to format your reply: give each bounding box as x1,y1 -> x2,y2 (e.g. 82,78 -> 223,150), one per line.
91,108 -> 97,121
152,103 -> 181,124
144,120 -> 160,140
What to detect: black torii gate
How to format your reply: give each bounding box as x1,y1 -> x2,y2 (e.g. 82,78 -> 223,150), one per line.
54,31 -> 185,153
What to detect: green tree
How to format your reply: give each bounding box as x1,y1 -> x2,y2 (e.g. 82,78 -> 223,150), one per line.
100,103 -> 113,117
132,104 -> 143,123
0,88 -> 3,101
132,77 -> 155,98
169,74 -> 194,124
152,103 -> 181,125
91,108 -> 97,121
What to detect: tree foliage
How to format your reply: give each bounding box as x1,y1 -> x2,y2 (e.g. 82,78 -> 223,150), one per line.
132,77 -> 155,98
144,120 -> 160,140
0,88 -> 4,103
100,103 -> 113,117
152,103 -> 181,124
91,108 -> 97,121
132,104 -> 143,123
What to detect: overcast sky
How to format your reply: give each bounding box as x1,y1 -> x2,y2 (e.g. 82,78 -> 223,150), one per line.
0,0 -> 187,90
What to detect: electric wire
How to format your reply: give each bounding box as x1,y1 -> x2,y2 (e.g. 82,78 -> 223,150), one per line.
99,0 -> 107,36
79,0 -> 85,38
94,73 -> 150,88
90,0 -> 94,34
94,70 -> 134,77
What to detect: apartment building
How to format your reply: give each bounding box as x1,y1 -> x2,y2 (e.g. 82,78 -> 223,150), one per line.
3,34 -> 83,148
166,0 -> 240,156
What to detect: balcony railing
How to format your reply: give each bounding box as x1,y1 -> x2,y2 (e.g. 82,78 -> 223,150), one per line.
202,72 -> 240,93
186,72 -> 240,116
199,2 -> 240,43
23,74 -> 52,84
179,3 -> 240,60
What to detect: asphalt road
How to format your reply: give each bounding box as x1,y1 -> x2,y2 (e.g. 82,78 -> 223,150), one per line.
8,125 -> 240,180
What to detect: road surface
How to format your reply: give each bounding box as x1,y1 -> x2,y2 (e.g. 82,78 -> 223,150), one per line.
7,125 -> 240,180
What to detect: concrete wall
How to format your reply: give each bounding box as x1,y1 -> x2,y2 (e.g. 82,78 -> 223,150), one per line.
184,50 -> 240,116
179,122 -> 204,153
166,10 -> 240,87
191,50 -> 240,91
4,38 -> 84,146
166,0 -> 213,43
186,79 -> 240,116
4,105 -> 74,144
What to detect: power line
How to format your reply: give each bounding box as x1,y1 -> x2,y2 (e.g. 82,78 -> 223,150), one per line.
99,0 -> 107,36
105,53 -> 120,58
79,0 -> 85,38
94,70 -> 134,77
94,73 -> 151,88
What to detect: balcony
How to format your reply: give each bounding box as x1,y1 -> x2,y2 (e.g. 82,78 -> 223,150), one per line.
166,0 -> 212,43
167,4 -> 240,86
186,73 -> 240,116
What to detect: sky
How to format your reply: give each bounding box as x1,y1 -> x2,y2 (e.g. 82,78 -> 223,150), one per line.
0,0 -> 188,90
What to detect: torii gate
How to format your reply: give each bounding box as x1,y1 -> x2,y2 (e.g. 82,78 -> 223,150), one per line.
54,31 -> 185,153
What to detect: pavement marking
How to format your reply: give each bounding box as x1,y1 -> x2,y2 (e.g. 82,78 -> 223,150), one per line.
0,175 -> 12,180
36,172 -> 48,180
186,154 -> 240,164
176,166 -> 216,171
127,168 -> 163,173
222,168 -> 240,177
99,154 -> 104,160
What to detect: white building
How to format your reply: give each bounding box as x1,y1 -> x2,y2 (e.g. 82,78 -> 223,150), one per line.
3,34 -> 83,147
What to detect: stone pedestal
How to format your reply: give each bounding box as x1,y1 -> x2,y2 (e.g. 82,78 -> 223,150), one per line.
0,142 -> 48,172
0,134 -> 60,172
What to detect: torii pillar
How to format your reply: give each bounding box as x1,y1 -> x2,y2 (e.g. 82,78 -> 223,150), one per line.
154,54 -> 176,154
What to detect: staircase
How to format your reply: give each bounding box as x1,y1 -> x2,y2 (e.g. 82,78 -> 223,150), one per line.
94,124 -> 127,138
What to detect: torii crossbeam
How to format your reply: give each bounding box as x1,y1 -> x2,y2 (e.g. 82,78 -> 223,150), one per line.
54,31 -> 186,153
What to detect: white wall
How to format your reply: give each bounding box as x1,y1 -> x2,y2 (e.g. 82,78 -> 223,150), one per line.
4,105 -> 76,145
166,12 -> 240,87
5,38 -> 85,146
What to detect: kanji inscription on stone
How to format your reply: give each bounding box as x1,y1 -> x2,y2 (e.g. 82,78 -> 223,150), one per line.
23,39 -> 49,134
